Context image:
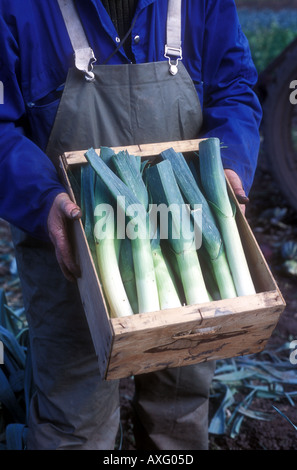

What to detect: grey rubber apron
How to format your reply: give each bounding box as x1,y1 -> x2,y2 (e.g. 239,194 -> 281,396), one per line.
12,0 -> 214,450
46,1 -> 202,164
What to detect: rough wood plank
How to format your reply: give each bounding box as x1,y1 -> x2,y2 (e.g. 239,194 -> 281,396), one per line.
236,207 -> 280,294
62,138 -> 205,168
110,291 -> 283,335
107,291 -> 284,380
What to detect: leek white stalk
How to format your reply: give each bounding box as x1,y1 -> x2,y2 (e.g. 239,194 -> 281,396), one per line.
146,160 -> 210,305
93,175 -> 134,318
151,229 -> 181,309
161,148 -> 237,299
198,138 -> 256,296
119,237 -> 138,314
110,149 -> 160,314
199,249 -> 221,301
85,148 -> 160,314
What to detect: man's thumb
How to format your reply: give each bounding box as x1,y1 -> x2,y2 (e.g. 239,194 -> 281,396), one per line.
70,207 -> 82,219
58,193 -> 82,220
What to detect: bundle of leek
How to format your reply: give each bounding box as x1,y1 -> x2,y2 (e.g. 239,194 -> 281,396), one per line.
80,139 -> 255,319
146,160 -> 210,305
160,148 -> 237,299
84,163 -> 134,318
85,147 -> 160,314
198,138 -> 255,296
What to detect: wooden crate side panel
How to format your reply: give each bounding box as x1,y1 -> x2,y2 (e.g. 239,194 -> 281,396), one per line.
60,159 -> 113,378
107,292 -> 285,380
224,177 -> 282,295
73,220 -> 114,378
235,206 -> 279,294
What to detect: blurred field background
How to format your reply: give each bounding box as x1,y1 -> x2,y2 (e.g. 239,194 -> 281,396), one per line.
236,0 -> 297,72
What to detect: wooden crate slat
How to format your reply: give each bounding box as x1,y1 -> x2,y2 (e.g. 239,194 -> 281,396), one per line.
62,139 -> 205,168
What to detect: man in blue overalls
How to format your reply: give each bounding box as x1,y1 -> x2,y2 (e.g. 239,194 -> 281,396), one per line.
0,0 -> 262,450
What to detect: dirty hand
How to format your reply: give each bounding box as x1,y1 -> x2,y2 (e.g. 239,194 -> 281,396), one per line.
224,169 -> 249,215
47,192 -> 82,282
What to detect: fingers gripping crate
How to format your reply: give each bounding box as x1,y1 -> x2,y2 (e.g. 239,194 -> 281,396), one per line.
59,139 -> 286,381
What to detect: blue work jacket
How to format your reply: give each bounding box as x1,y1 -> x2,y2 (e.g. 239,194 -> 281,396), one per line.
0,0 -> 262,240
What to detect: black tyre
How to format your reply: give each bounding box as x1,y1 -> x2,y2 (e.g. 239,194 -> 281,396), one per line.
263,49 -> 297,212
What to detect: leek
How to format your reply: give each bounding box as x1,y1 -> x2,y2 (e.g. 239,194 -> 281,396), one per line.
198,138 -> 255,296
85,148 -> 160,314
161,148 -> 237,299
100,147 -> 123,260
93,173 -> 134,318
151,229 -> 182,309
199,248 -> 221,301
119,237 -> 138,314
112,150 -> 149,209
146,160 -> 210,305
81,164 -> 97,268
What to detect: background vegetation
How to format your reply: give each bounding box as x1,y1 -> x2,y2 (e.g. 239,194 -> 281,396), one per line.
236,0 -> 297,72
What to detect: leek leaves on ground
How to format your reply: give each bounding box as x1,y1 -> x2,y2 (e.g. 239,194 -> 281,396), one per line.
198,138 -> 256,296
160,148 -> 237,299
85,147 -> 160,314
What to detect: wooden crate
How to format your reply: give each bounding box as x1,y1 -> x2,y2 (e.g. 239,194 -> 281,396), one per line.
60,139 -> 286,381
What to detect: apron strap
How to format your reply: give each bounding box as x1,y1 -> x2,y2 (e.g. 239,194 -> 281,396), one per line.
58,0 -> 183,77
165,0 -> 183,75
57,0 -> 97,81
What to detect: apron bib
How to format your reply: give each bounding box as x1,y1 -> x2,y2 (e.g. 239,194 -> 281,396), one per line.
46,0 -> 202,166
11,0 -> 214,450
46,61 -> 202,167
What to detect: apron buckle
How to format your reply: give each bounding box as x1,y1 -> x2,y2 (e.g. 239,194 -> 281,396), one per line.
74,47 -> 97,81
164,45 -> 183,76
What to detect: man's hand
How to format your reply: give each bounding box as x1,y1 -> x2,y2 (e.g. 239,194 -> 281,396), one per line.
224,169 -> 249,215
47,192 -> 82,282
